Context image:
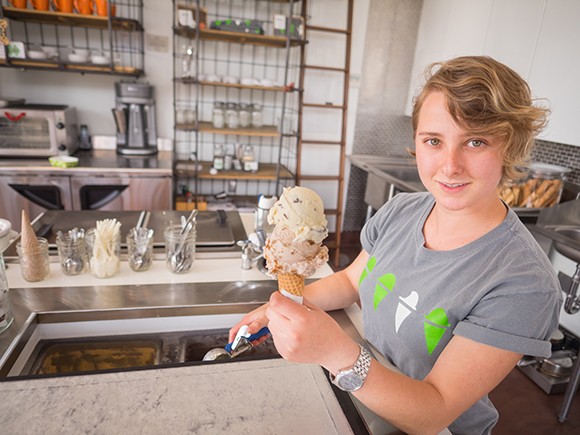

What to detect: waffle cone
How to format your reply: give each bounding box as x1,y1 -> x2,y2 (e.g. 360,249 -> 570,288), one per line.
278,273 -> 305,297
20,210 -> 40,253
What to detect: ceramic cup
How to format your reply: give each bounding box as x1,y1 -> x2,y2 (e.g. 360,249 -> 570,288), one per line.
31,0 -> 49,11
73,0 -> 92,14
52,0 -> 74,13
8,0 -> 28,8
91,0 -> 116,17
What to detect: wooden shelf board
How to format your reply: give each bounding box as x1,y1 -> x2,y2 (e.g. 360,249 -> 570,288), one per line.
177,78 -> 287,92
176,121 -> 279,137
3,7 -> 143,31
175,160 -> 294,180
0,59 -> 142,76
174,26 -> 304,48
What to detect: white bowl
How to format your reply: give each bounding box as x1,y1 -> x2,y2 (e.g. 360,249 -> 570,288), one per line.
72,48 -> 90,56
41,46 -> 59,59
241,77 -> 259,86
91,55 -> 111,65
222,76 -> 239,84
28,50 -> 48,60
68,53 -> 88,63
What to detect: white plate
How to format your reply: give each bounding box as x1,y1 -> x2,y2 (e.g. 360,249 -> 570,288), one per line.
91,56 -> 111,65
28,50 -> 48,60
68,53 -> 89,63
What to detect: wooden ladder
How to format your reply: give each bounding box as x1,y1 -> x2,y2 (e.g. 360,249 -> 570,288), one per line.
297,0 -> 354,266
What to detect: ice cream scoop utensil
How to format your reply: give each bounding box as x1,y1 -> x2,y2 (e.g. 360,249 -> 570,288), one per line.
202,326 -> 270,361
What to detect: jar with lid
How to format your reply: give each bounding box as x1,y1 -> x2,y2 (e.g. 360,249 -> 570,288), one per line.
251,104 -> 263,128
212,102 -> 225,129
499,162 -> 572,209
239,103 -> 251,128
226,103 -> 240,129
241,144 -> 258,172
213,143 -> 225,170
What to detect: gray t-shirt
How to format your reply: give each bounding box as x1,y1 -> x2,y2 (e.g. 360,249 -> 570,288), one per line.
359,192 -> 562,434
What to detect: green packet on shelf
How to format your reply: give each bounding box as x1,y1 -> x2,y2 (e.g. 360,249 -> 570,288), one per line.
48,156 -> 79,168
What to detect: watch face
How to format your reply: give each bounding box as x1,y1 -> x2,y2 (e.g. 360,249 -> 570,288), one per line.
337,372 -> 363,391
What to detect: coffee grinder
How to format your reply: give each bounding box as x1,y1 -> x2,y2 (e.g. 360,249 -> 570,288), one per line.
112,81 -> 158,156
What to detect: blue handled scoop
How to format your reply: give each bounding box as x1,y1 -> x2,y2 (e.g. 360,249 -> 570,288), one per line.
202,326 -> 270,361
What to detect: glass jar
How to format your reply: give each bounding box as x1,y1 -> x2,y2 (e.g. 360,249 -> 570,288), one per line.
225,102 -> 240,129
86,228 -> 121,279
499,162 -> 572,209
127,227 -> 154,272
213,143 -> 225,170
164,224 -> 196,274
251,104 -> 263,128
239,103 -> 251,128
212,102 -> 225,129
0,254 -> 14,334
56,230 -> 87,276
16,237 -> 50,282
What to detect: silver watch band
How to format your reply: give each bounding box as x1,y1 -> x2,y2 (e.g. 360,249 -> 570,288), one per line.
329,344 -> 372,391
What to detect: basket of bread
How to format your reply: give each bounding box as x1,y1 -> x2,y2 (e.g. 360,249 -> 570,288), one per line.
499,162 -> 571,209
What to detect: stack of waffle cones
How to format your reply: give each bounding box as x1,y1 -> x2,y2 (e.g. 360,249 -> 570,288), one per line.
278,273 -> 305,297
18,210 -> 49,282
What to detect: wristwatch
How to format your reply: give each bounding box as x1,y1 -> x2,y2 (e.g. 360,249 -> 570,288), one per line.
329,345 -> 372,392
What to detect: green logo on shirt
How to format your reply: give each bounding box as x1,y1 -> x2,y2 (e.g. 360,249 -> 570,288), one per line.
424,308 -> 450,355
359,256 -> 376,286
374,273 -> 396,310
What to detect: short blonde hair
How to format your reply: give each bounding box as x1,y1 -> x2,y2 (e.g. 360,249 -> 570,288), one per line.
412,56 -> 549,186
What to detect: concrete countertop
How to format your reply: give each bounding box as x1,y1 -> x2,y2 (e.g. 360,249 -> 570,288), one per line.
0,149 -> 173,176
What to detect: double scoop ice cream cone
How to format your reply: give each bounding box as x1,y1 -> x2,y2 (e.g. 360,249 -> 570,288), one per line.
263,187 -> 329,298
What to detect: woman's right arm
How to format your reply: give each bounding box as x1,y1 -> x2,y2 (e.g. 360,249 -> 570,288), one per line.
228,250 -> 369,342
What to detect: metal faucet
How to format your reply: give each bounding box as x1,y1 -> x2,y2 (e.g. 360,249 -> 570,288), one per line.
238,229 -> 267,271
563,263 -> 580,314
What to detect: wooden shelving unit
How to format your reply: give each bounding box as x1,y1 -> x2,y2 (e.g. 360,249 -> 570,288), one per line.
175,78 -> 288,93
175,161 -> 294,180
0,58 -> 142,77
0,2 -> 144,77
172,0 -> 303,209
2,7 -> 142,31
175,122 -> 279,137
174,27 -> 304,48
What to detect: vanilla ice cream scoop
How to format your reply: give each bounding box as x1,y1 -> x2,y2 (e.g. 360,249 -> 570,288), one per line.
267,186 -> 328,243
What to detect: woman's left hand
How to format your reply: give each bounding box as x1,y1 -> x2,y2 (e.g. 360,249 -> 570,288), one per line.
266,291 -> 360,374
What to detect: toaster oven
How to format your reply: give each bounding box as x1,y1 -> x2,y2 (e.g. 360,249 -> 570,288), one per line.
0,104 -> 79,157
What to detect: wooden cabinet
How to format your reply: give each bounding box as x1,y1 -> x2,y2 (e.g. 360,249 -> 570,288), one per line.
406,0 -> 579,147
0,1 -> 144,77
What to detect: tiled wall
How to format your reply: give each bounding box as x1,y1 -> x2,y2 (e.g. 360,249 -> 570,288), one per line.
533,140 -> 580,185
344,0 -> 580,232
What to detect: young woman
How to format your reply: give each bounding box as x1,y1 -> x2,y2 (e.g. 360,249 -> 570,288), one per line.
230,56 -> 562,434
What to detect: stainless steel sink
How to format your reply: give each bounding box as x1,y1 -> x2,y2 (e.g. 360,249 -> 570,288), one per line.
554,228 -> 580,263
364,164 -> 424,215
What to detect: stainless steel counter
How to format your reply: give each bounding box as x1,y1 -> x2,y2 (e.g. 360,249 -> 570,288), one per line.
0,149 -> 173,176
